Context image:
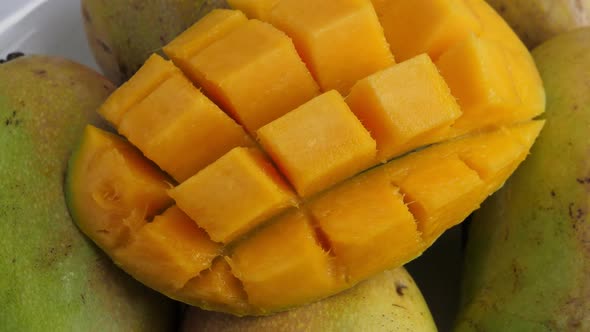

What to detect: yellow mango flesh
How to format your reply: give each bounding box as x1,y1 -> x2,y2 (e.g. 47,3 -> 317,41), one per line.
346,54 -> 462,162
464,0 -> 545,121
168,147 -> 297,244
376,0 -> 481,61
67,126 -> 173,252
308,170 -> 423,283
163,9 -> 248,73
183,18 -> 319,133
436,34 -> 521,134
67,0 -> 546,316
98,54 -> 180,126
119,73 -> 252,182
257,90 -> 376,197
178,258 -> 250,314
228,210 -> 344,312
267,0 -> 394,94
112,206 -> 222,291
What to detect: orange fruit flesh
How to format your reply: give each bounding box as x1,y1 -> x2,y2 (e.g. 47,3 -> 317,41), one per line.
67,0 -> 545,316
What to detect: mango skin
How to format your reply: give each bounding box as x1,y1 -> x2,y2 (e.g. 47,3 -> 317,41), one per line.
0,56 -> 177,331
455,28 -> 590,331
181,267 -> 437,332
82,0 -> 228,84
486,0 -> 590,48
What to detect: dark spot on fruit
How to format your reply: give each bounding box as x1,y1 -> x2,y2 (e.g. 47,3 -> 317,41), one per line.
576,177 -> 590,184
12,258 -> 16,264
4,110 -> 20,127
119,63 -> 128,77
80,293 -> 86,304
132,2 -> 144,11
395,281 -> 407,296
498,4 -> 506,13
96,38 -> 112,54
33,69 -> 47,77
572,104 -> 579,111
103,84 -> 110,91
160,35 -> 166,44
82,6 -> 91,24
569,203 -> 575,219
569,319 -> 581,329
550,190 -> 556,197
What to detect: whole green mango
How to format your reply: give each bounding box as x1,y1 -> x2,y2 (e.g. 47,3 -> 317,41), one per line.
0,56 -> 177,331
486,0 -> 590,47
455,28 -> 590,331
82,0 -> 228,84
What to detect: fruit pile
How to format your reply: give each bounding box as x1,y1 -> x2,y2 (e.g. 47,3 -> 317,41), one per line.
1,0 -> 589,330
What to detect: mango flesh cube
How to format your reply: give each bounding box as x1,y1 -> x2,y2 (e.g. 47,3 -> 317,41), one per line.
436,35 -> 521,134
308,170 -> 424,283
185,19 -> 319,132
458,129 -> 528,181
112,206 -> 222,292
257,90 -> 376,197
464,0 -> 546,121
346,54 -> 462,162
269,0 -> 394,94
163,9 -> 248,73
227,0 -> 280,20
177,258 -> 251,314
228,210 -> 342,311
119,74 -> 252,182
70,126 -> 173,252
168,147 -> 297,244
98,54 -> 180,126
396,157 -> 484,242
377,0 -> 481,61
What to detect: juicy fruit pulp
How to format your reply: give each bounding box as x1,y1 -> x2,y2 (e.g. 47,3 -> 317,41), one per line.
0,56 -> 176,331
455,28 -> 590,331
67,0 -> 545,315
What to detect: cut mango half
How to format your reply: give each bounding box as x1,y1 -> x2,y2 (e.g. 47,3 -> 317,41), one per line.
66,0 -> 545,316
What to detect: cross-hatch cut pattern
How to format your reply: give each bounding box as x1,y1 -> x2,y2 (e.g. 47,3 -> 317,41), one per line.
66,0 -> 545,316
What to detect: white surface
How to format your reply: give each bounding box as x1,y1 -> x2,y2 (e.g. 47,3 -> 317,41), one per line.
0,0 -> 99,71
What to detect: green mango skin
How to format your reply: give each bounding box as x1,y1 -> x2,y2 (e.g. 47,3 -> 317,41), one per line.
82,0 -> 228,84
486,0 -> 590,48
455,28 -> 590,331
0,56 -> 177,331
182,267 -> 438,332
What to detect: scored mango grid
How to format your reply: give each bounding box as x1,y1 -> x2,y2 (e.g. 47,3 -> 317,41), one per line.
91,0 -> 540,314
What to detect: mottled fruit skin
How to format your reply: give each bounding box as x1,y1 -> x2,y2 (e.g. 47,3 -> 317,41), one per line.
486,0 -> 590,48
82,0 -> 229,84
182,267 -> 437,332
455,28 -> 590,331
0,56 -> 177,331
